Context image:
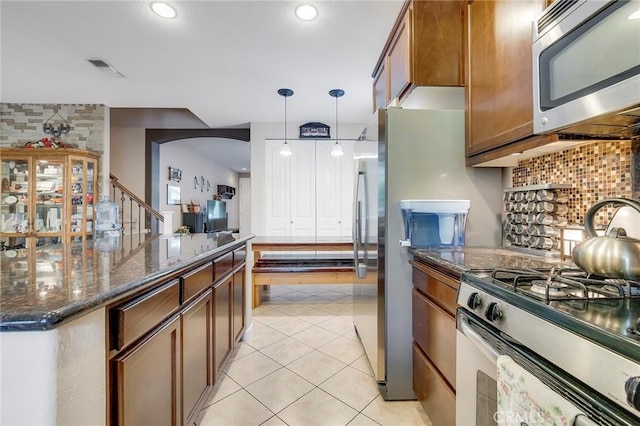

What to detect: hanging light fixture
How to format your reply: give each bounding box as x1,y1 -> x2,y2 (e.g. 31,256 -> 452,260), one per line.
329,89 -> 345,156
278,88 -> 294,156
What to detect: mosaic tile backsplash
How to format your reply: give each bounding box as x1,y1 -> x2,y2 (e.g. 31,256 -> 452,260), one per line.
512,141 -> 636,227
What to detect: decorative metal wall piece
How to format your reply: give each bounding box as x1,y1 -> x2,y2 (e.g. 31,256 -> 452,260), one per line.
42,111 -> 72,137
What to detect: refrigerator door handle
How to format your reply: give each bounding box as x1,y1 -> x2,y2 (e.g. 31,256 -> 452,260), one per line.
353,169 -> 366,279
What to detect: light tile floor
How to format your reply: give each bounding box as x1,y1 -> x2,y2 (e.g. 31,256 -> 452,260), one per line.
196,284 -> 431,426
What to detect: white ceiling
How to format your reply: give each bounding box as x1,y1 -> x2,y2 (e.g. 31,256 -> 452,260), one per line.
1,0 -> 404,129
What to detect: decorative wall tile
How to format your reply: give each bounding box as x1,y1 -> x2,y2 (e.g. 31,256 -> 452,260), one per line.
512,141 -> 633,226
1,103 -> 106,194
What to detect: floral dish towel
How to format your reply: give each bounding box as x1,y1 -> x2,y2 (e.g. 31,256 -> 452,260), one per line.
497,355 -> 585,426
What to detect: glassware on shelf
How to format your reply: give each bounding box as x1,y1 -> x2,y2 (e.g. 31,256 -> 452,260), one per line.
95,196 -> 121,233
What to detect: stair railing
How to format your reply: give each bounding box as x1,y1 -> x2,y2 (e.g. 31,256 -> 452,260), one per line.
109,174 -> 164,235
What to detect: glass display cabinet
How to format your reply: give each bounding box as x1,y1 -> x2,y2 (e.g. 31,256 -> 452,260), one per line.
0,148 -> 99,248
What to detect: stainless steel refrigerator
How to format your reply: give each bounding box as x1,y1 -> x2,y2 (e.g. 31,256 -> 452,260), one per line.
352,107 -> 502,400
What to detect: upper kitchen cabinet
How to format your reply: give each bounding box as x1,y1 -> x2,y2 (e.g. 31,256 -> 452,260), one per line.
465,0 -> 558,166
0,148 -> 99,247
373,0 -> 464,110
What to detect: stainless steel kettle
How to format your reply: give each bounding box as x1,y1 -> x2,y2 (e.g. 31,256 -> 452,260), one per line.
572,198 -> 640,280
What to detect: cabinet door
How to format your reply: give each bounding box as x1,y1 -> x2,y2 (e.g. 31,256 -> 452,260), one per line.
68,156 -> 96,239
1,156 -> 32,243
388,9 -> 411,102
315,140 -> 355,238
232,267 -> 245,344
289,140 -> 316,236
412,0 -> 464,87
315,141 -> 343,237
339,141 -> 355,238
213,277 -> 232,378
466,0 -> 547,156
113,315 -> 181,426
373,61 -> 388,111
265,140 -> 292,236
182,290 -> 213,425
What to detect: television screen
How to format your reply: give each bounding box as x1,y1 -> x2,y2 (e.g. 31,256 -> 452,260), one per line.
206,200 -> 228,232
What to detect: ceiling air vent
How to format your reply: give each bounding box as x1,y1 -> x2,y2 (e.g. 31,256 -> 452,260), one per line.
87,59 -> 125,78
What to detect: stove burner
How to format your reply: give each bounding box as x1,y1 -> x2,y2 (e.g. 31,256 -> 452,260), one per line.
528,279 -> 569,297
490,268 -> 640,303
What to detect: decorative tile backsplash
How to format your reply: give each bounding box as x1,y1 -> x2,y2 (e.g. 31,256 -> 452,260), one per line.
512,141 -> 634,226
0,103 -> 105,152
1,103 -> 106,194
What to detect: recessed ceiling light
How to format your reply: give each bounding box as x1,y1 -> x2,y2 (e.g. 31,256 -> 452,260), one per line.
295,4 -> 318,21
150,1 -> 177,19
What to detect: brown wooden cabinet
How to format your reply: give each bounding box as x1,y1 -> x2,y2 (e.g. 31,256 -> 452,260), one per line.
0,148 -> 99,246
465,0 -> 557,165
181,289 -> 213,426
108,242 -> 247,425
373,0 -> 464,110
112,315 -> 181,426
233,267 -> 245,344
213,275 -> 232,378
411,259 -> 459,426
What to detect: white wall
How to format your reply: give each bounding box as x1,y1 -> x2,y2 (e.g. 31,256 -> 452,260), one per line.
159,141 -> 239,232
110,108 -> 209,199
0,308 -> 106,426
250,121 -> 366,236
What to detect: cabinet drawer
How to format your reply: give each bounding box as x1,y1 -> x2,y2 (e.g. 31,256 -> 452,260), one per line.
233,246 -> 246,267
412,289 -> 456,387
412,263 -> 458,316
111,280 -> 180,351
183,262 -> 213,303
214,252 -> 233,280
413,343 -> 455,426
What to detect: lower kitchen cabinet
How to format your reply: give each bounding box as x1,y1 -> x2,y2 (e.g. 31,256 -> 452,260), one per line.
411,259 -> 459,425
413,343 -> 455,426
233,267 -> 245,344
213,275 -> 232,378
112,315 -> 182,426
181,290 -> 213,425
108,242 -> 247,425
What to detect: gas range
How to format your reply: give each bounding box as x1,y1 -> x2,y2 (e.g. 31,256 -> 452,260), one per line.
458,268 -> 640,422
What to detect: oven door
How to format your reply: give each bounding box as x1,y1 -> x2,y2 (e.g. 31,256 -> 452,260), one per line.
455,309 -> 637,426
456,310 -> 499,426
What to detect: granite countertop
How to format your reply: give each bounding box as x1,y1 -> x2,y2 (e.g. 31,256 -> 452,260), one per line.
411,246 -> 576,274
0,232 -> 254,332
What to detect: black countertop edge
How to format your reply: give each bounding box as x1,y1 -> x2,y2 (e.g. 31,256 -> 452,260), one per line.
0,235 -> 254,332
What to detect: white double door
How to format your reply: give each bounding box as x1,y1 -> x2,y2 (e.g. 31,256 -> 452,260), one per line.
265,139 -> 354,237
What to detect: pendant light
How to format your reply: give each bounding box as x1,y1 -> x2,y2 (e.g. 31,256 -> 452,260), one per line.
329,89 -> 345,157
278,88 -> 294,156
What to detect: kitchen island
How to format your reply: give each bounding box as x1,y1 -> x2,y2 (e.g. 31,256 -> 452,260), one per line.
0,232 -> 253,425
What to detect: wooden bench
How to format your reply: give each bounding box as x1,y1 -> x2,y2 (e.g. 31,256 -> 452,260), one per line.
251,237 -> 354,308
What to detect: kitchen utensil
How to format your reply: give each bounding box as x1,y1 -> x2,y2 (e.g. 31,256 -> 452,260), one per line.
572,198 -> 640,280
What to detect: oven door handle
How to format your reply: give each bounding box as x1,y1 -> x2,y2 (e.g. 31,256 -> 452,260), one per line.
459,315 -> 500,364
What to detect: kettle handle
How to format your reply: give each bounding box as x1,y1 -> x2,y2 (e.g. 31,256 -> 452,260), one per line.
584,198 -> 640,237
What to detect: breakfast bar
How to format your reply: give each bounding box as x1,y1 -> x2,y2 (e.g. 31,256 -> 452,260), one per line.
0,232 -> 253,425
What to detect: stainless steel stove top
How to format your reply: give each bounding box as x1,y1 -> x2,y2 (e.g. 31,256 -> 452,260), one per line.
458,269 -> 640,420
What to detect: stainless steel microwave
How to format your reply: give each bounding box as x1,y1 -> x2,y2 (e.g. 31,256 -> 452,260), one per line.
532,0 -> 640,138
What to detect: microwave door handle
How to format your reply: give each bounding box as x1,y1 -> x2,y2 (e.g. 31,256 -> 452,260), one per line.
459,315 -> 499,364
